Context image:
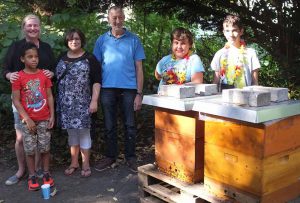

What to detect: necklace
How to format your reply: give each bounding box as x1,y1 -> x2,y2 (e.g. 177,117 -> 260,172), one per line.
220,40 -> 247,88
163,50 -> 193,84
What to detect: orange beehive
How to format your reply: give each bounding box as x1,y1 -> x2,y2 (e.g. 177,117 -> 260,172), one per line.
154,107 -> 204,183
204,114 -> 300,202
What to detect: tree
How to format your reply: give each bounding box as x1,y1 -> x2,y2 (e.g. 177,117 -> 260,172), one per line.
9,0 -> 132,14
132,0 -> 300,88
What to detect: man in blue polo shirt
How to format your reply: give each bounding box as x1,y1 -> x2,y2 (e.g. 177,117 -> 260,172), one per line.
93,5 -> 145,172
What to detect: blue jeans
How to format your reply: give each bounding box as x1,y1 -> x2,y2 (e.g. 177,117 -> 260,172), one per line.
100,88 -> 137,160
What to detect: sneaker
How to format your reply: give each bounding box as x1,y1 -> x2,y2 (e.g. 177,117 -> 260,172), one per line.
5,175 -> 21,186
43,173 -> 54,187
94,157 -> 116,172
28,176 -> 39,191
126,158 -> 137,173
36,169 -> 44,179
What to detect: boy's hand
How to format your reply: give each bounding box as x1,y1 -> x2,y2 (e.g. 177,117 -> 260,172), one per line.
48,116 -> 55,129
24,118 -> 36,134
89,100 -> 98,113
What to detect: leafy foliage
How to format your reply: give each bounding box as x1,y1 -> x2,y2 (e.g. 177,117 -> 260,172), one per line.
132,0 -> 300,95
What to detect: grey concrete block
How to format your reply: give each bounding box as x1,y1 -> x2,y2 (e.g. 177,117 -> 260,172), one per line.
269,88 -> 289,102
248,91 -> 271,107
159,84 -> 195,99
193,84 -> 218,96
232,89 -> 251,105
222,89 -> 235,103
243,86 -> 288,102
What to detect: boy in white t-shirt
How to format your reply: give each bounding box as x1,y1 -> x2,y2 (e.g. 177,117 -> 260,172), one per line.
211,14 -> 260,90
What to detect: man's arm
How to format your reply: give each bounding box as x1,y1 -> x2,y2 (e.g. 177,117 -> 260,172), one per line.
134,60 -> 143,111
252,69 -> 259,85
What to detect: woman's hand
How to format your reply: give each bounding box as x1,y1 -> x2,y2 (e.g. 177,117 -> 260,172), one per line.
43,69 -> 54,78
89,100 -> 98,113
7,72 -> 19,83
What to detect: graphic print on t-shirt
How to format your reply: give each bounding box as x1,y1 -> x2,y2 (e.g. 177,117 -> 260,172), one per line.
25,79 -> 46,112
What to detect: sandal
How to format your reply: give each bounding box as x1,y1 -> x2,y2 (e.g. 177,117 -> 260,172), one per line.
81,168 -> 91,178
64,166 -> 79,176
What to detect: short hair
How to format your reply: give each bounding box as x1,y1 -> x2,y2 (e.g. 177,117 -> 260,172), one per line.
64,28 -> 86,48
108,6 -> 124,16
170,27 -> 193,46
21,14 -> 40,30
21,14 -> 41,38
223,14 -> 243,29
20,42 -> 38,57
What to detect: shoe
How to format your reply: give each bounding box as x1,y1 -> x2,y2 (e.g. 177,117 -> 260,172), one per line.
64,166 -> 79,176
43,173 -> 54,187
5,175 -> 21,186
81,168 -> 91,178
28,176 -> 39,191
126,158 -> 137,173
36,169 -> 44,179
94,157 -> 116,172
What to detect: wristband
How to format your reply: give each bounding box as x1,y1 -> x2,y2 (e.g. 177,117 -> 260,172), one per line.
136,92 -> 143,97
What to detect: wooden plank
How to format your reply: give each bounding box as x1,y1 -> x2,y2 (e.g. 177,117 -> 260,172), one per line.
140,196 -> 165,203
264,115 -> 300,157
155,129 -> 204,183
147,184 -> 184,203
260,180 -> 300,203
262,146 -> 300,194
205,143 -> 263,195
155,108 -> 202,138
205,144 -> 300,196
204,176 -> 300,203
204,177 -> 260,203
204,115 -> 265,158
138,164 -> 234,203
143,186 -> 176,203
204,115 -> 300,159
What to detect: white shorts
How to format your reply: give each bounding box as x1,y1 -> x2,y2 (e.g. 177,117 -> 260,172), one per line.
67,128 -> 91,149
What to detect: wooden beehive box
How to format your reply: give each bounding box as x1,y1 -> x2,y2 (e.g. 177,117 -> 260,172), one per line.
154,107 -> 204,183
203,114 -> 300,202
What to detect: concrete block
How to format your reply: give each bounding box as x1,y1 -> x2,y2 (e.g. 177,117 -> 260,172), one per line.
248,91 -> 271,107
222,89 -> 235,103
232,89 -> 251,105
269,88 -> 289,102
193,84 -> 218,96
243,86 -> 288,102
159,84 -> 195,99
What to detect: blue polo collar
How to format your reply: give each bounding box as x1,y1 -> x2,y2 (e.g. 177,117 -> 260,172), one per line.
107,28 -> 128,38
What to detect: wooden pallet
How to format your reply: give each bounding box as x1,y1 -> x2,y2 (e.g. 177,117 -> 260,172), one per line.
138,164 -> 234,203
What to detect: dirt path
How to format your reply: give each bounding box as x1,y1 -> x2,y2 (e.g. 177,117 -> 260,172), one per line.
0,160 -> 149,203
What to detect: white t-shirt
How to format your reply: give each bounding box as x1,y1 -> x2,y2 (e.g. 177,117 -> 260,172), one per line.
211,46 -> 260,87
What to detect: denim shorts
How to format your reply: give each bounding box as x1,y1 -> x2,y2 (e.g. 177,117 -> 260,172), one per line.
12,107 -> 22,130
